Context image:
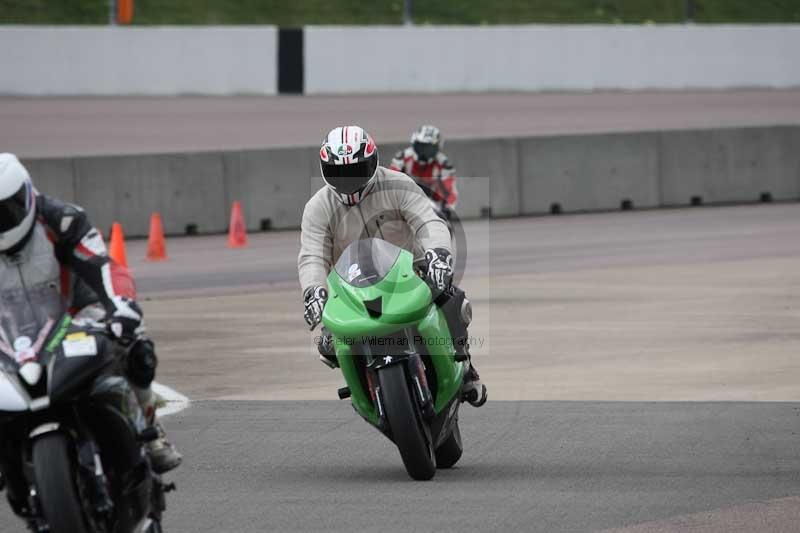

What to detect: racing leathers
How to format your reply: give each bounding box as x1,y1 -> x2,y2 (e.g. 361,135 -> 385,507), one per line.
390,147 -> 458,210
298,167 -> 486,406
0,194 -> 181,473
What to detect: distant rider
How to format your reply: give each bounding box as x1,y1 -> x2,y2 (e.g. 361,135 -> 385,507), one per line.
298,126 -> 486,407
0,153 -> 182,478
390,125 -> 458,218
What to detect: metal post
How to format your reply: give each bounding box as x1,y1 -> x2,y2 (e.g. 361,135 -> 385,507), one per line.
403,0 -> 413,25
685,0 -> 695,22
109,0 -> 117,25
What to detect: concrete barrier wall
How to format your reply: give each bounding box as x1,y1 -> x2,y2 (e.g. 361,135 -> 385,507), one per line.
20,126 -> 800,237
0,27 -> 277,95
658,127 -> 800,206
72,153 -> 229,236
520,133 -> 661,213
305,25 -> 800,94
223,147 -> 319,230
444,139 -> 520,217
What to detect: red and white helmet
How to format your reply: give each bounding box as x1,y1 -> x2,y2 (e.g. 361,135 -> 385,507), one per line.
411,124 -> 442,163
319,125 -> 379,206
0,153 -> 36,252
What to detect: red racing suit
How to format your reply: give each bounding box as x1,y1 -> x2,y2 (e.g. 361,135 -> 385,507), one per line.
38,194 -> 136,313
390,148 -> 458,209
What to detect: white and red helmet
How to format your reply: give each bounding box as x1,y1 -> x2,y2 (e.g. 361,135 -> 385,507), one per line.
0,153 -> 36,252
411,124 -> 442,163
319,125 -> 379,206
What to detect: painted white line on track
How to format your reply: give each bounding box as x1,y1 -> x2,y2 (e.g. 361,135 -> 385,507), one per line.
152,382 -> 190,417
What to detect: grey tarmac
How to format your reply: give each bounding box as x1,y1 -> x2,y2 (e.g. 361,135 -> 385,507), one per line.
119,401 -> 800,532
2,204 -> 799,531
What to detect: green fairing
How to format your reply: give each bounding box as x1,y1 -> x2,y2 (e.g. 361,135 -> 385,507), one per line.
323,247 -> 465,426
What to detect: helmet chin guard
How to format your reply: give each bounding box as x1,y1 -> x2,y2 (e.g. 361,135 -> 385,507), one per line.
330,179 -> 376,207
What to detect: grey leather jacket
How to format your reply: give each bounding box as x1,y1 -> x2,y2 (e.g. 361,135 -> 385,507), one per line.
298,167 -> 451,293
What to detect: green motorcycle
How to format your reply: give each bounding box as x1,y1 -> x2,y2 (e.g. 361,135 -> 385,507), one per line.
322,238 -> 469,480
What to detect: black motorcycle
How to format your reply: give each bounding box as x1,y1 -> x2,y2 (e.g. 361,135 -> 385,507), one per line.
0,296 -> 172,533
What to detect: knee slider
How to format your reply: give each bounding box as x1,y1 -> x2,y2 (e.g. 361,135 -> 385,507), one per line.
127,338 -> 158,388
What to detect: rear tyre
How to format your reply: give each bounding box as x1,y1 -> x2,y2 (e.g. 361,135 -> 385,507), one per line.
379,364 -> 436,481
435,420 -> 463,469
32,433 -> 90,533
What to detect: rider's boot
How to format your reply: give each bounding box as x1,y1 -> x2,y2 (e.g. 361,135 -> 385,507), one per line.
462,364 -> 487,407
134,386 -> 183,474
457,341 -> 487,407
442,289 -> 487,408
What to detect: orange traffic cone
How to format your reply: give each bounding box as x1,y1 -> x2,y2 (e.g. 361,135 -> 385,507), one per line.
108,222 -> 128,267
228,201 -> 248,248
146,213 -> 168,261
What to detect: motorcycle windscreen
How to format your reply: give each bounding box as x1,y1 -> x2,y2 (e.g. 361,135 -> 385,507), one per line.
334,238 -> 403,288
0,280 -> 65,365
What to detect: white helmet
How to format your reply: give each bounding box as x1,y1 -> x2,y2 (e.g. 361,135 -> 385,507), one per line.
319,125 -> 379,206
0,153 -> 36,252
410,124 -> 442,163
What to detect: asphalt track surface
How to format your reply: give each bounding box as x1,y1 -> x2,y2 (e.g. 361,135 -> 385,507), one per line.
3,90 -> 800,157
2,204 -> 800,531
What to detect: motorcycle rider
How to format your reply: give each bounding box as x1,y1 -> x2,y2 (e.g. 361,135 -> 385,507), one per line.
298,126 -> 486,407
0,153 -> 182,483
390,125 -> 458,217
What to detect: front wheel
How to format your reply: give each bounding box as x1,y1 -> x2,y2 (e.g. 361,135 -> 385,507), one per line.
379,364 -> 436,481
32,433 -> 90,533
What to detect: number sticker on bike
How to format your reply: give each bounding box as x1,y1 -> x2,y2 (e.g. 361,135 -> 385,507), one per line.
62,332 -> 97,358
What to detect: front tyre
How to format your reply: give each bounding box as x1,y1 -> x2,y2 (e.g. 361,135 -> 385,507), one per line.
379,364 -> 436,481
435,419 -> 463,469
32,433 -> 90,533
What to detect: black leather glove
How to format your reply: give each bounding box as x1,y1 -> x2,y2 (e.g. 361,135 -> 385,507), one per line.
424,248 -> 453,291
107,296 -> 143,344
303,285 -> 328,331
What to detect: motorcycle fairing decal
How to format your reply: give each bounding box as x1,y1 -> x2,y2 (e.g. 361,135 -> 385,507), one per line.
44,315 -> 72,353
347,263 -> 361,282
62,333 -> 98,358
0,318 -> 54,363
29,318 -> 54,358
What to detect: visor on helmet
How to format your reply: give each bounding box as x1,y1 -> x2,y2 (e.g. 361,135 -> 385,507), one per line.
0,182 -> 30,233
321,158 -> 377,194
413,141 -> 438,162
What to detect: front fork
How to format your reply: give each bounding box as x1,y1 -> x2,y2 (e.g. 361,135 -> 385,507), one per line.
76,438 -> 114,517
366,337 -> 436,430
